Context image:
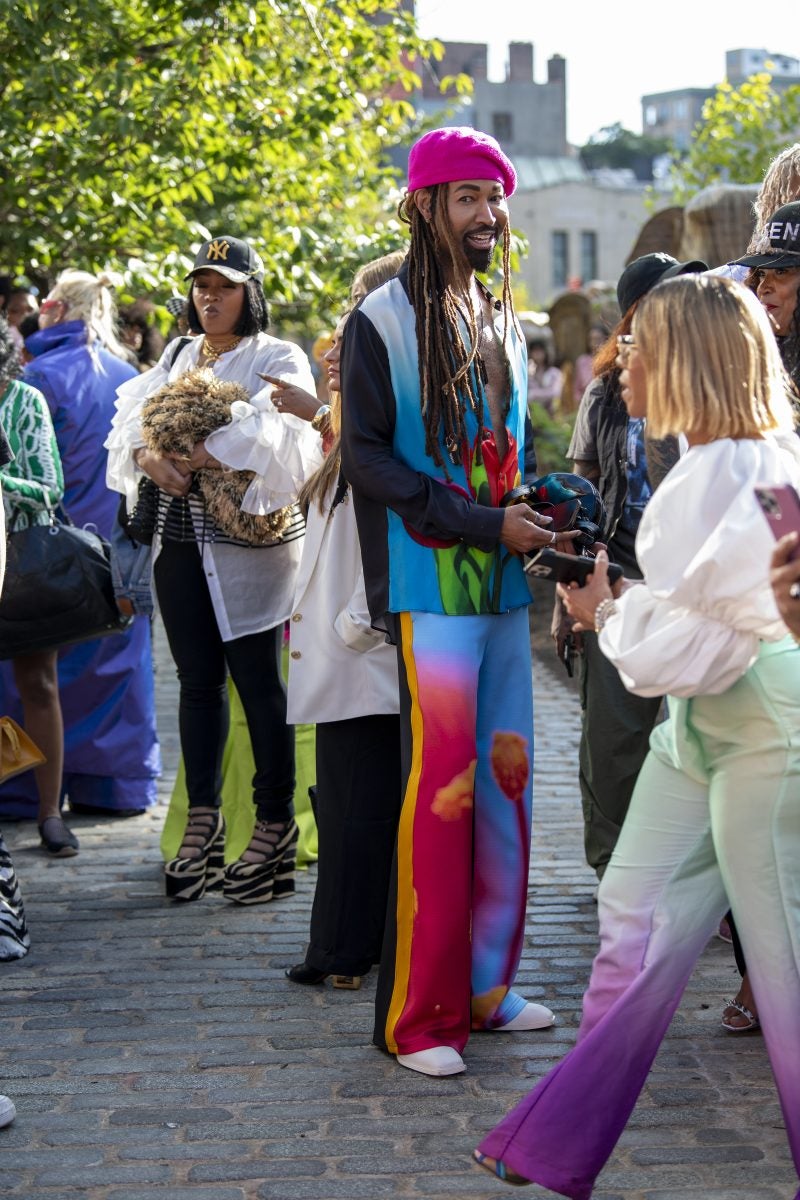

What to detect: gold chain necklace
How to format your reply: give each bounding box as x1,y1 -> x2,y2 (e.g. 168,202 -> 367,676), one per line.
201,335 -> 242,363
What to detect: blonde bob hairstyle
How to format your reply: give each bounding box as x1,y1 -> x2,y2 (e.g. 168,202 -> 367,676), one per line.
634,274 -> 796,441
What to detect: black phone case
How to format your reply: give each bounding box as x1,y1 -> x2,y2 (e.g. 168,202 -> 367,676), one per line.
524,548 -> 623,586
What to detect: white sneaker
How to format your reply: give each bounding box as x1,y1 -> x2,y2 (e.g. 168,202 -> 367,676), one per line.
396,1046 -> 466,1076
0,1094 -> 16,1128
495,1002 -> 555,1031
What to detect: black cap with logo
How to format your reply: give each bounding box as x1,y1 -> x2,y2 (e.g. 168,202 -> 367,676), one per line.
732,202 -> 800,270
185,236 -> 265,284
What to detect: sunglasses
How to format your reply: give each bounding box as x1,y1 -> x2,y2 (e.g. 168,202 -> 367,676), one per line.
616,334 -> 636,364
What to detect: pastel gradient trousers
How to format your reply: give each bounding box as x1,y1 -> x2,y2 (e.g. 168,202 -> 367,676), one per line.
374,608 -> 534,1056
478,639 -> 800,1200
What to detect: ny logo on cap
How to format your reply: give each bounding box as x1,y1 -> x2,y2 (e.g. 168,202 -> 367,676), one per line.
206,239 -> 231,262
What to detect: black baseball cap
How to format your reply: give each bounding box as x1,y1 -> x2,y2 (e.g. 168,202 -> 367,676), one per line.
732,202 -> 800,270
617,252 -> 708,315
185,236 -> 265,284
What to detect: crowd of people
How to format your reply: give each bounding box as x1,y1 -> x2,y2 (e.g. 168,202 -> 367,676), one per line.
0,127 -> 798,1200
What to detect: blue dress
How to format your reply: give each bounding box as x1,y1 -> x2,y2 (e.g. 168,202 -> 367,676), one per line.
0,321 -> 161,816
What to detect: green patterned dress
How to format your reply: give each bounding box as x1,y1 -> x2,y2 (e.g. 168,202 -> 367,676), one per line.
0,378 -> 64,528
0,379 -> 64,954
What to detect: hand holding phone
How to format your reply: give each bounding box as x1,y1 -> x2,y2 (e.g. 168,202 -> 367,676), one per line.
544,549 -> 622,632
524,547 -> 623,586
754,485 -> 800,561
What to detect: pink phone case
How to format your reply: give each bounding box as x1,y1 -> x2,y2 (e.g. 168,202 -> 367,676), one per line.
754,485 -> 800,560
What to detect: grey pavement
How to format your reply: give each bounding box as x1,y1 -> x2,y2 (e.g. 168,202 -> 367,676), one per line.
0,610 -> 791,1200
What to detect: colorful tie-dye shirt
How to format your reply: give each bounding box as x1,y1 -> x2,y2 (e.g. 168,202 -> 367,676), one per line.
341,266 -> 532,624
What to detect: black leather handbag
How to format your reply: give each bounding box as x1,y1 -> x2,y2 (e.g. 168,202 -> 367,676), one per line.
0,510 -> 132,659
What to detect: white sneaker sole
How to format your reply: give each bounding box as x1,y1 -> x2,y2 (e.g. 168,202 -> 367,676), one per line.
495,1002 -> 555,1032
396,1048 -> 466,1076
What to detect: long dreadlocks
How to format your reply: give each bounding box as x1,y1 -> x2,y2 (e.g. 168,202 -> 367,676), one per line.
400,184 -> 519,476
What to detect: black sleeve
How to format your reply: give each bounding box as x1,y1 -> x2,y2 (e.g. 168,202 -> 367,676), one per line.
523,409 -> 537,481
569,378 -> 603,463
340,309 -> 504,550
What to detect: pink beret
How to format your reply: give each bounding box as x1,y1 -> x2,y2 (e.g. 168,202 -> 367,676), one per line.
407,126 -> 517,198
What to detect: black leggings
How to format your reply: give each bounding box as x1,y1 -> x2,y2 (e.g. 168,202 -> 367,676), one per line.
154,540 -> 294,822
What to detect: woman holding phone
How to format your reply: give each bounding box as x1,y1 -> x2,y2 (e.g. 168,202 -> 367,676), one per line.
771,531 -> 800,637
473,274 -> 800,1198
720,201 -> 800,1032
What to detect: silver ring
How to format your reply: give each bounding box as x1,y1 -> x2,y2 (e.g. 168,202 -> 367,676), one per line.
550,531 -> 557,545
790,582 -> 800,600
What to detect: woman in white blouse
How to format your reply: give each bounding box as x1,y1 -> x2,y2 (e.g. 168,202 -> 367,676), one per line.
473,274 -> 800,1197
106,236 -> 320,904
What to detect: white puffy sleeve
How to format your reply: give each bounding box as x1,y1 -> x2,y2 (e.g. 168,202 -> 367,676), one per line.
105,340 -> 195,508
205,339 -> 323,515
599,590 -> 760,698
598,437 -> 800,697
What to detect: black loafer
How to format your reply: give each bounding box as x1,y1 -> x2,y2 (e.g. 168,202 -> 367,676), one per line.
38,817 -> 80,857
285,962 -> 328,985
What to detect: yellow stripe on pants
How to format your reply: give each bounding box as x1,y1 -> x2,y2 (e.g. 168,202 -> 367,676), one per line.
384,611 -> 424,1054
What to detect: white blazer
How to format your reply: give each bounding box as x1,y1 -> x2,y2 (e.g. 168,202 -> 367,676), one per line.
286,482 -> 399,724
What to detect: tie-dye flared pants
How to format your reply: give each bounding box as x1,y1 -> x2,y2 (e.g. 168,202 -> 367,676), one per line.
374,608 -> 535,1057
477,638 -> 800,1199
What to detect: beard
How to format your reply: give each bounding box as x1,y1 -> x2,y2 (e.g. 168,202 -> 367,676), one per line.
463,233 -> 498,273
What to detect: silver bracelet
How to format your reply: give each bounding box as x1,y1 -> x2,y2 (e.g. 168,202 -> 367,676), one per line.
594,597 -> 618,633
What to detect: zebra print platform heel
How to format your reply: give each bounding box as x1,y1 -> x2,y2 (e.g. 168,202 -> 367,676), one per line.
164,809 -> 225,902
0,832 -> 30,962
223,817 -> 298,906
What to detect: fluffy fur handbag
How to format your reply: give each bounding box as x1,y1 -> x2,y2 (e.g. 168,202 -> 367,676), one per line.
141,368 -> 292,545
0,716 -> 46,784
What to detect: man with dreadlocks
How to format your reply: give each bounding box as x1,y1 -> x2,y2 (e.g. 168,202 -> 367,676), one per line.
341,127 -> 577,1078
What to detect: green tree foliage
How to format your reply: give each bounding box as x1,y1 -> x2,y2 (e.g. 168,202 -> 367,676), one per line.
0,0 -> 446,324
579,123 -> 670,182
668,73 -> 800,202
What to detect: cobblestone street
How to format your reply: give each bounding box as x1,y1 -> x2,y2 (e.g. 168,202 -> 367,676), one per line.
0,613 -> 792,1200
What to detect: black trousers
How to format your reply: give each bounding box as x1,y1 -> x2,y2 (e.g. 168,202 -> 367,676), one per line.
579,630 -> 664,878
304,714 -> 402,977
154,540 -> 294,821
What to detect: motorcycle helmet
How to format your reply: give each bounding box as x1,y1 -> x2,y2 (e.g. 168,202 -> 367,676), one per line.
500,473 -> 605,554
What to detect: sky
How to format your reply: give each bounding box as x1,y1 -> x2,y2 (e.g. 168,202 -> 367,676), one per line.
414,0 -> 800,145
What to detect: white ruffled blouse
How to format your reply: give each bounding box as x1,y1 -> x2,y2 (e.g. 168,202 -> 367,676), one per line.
599,435 -> 800,698
105,333 -> 322,640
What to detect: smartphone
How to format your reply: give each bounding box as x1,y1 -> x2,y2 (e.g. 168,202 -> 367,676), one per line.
754,485 -> 800,561
524,547 -> 623,585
